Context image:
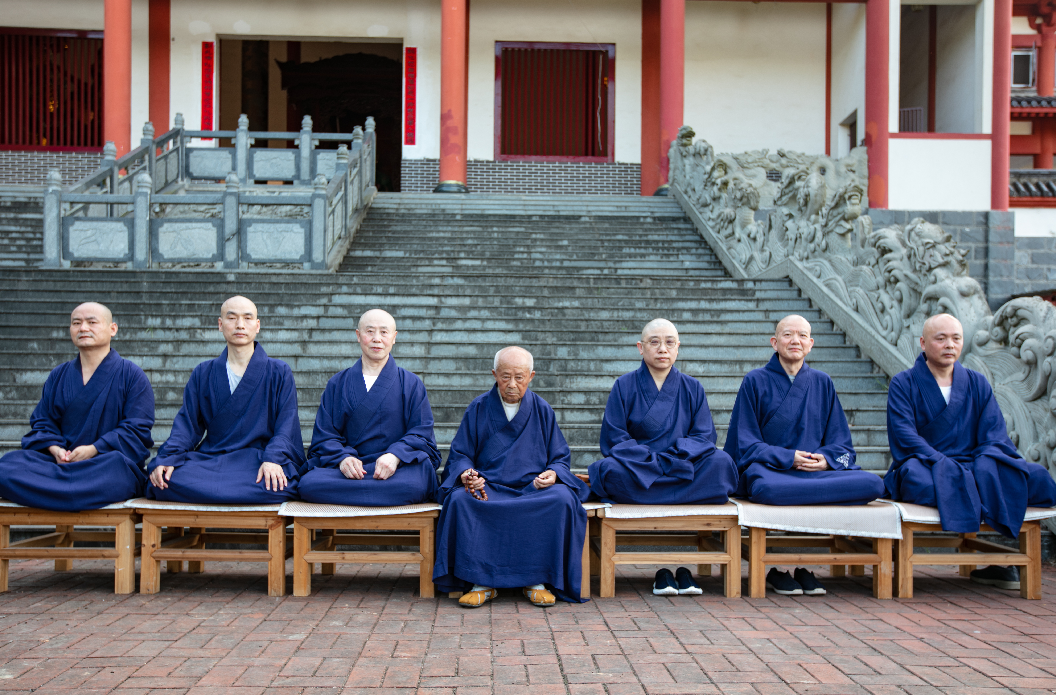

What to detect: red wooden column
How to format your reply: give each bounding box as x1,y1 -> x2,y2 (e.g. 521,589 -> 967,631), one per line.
993,0 -> 1011,210
104,0 -> 133,155
641,0 -> 661,196
1038,29 -> 1055,97
657,0 -> 685,194
865,0 -> 890,208
435,0 -> 469,193
1036,119 -> 1056,169
148,0 -> 170,133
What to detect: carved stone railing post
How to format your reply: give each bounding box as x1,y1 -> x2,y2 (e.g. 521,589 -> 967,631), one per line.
365,116 -> 376,188
42,170 -> 62,268
132,173 -> 151,269
310,174 -> 327,270
298,115 -> 314,185
141,122 -> 157,192
353,126 -> 365,206
336,143 -> 350,229
235,114 -> 249,182
223,172 -> 240,269
99,142 -> 117,215
173,113 -> 186,185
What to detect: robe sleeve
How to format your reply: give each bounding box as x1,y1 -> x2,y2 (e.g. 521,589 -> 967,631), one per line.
724,376 -> 796,472
386,377 -> 441,469
970,377 -> 1022,461
816,382 -> 857,470
261,365 -> 306,473
150,365 -> 206,471
886,374 -> 958,469
599,381 -> 659,467
306,377 -> 360,469
92,364 -> 155,466
20,366 -> 68,452
437,402 -> 479,503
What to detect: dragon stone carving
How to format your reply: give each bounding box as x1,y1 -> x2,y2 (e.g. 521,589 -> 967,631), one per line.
669,126 -> 1056,488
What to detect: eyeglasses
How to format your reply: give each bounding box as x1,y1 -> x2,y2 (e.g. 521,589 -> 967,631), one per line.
646,338 -> 678,349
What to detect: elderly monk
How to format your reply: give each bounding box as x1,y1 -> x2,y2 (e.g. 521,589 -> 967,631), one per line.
434,347 -> 589,607
0,303 -> 154,511
147,296 -> 305,503
298,309 -> 440,505
587,318 -> 738,504
725,315 -> 884,506
885,314 -> 1056,570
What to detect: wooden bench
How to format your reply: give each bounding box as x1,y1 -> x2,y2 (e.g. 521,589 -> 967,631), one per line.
885,501 -> 1056,599
593,502 -> 742,598
132,499 -> 290,597
283,501 -> 442,598
735,500 -> 899,599
0,499 -> 139,594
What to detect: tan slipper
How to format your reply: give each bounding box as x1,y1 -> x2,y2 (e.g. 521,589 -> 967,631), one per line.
458,588 -> 496,608
523,586 -> 556,607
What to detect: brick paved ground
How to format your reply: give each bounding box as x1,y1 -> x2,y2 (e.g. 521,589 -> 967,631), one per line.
2,559 -> 1056,694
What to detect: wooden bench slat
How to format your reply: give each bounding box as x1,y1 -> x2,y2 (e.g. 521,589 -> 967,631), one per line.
303,550 -> 423,563
0,547 -> 119,559
151,549 -> 273,562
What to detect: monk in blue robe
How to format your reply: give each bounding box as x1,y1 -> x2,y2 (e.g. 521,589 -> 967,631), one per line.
147,296 -> 305,503
434,347 -> 589,607
886,313 -> 1056,537
587,318 -> 738,504
725,315 -> 884,506
298,309 -> 440,506
0,302 -> 154,511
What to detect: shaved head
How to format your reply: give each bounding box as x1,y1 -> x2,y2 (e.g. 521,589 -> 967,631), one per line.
72,302 -> 112,325
220,295 -> 257,319
494,346 -> 534,372
359,308 -> 396,332
775,314 -> 811,336
641,318 -> 678,342
922,313 -> 962,340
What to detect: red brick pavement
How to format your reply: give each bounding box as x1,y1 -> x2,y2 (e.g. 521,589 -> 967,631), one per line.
2,559 -> 1056,694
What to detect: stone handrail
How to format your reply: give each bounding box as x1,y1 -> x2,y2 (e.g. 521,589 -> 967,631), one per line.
668,126 -> 1056,513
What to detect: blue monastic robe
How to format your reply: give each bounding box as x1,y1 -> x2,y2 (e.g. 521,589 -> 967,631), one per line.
725,353 -> 884,505
885,353 -> 1056,537
433,386 -> 589,602
0,349 -> 154,511
588,362 -> 738,504
146,343 -> 305,503
298,356 -> 440,505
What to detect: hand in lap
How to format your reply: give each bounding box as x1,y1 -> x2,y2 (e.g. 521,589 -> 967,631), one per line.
340,456 -> 366,480
49,444 -> 98,464
533,469 -> 557,490
373,453 -> 400,480
461,468 -> 487,500
257,461 -> 287,491
793,451 -> 830,472
150,465 -> 175,489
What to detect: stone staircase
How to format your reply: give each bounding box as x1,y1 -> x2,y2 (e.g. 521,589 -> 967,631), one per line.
0,192 -> 892,473
0,189 -> 44,267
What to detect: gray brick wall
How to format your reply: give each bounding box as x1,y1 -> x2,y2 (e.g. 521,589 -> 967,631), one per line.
1014,236 -> 1056,297
401,159 -> 641,195
0,150 -> 102,186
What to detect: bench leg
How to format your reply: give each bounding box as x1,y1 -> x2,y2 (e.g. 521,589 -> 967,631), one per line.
599,521 -> 615,598
418,520 -> 435,598
897,527 -> 914,598
748,527 -> 766,598
54,525 -> 73,571
697,532 -> 712,577
321,529 -> 336,575
874,538 -> 892,600
580,519 -> 590,599
114,516 -> 136,595
1021,521 -> 1042,600
166,527 -> 183,574
588,518 -> 600,577
725,525 -> 741,599
187,527 -> 205,573
268,518 -> 286,597
958,532 -> 977,576
0,524 -> 9,593
140,519 -> 161,594
293,522 -> 311,597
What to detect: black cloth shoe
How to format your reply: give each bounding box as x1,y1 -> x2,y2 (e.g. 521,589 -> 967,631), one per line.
970,565 -> 1020,590
675,567 -> 703,595
766,568 -> 803,595
794,568 -> 827,595
653,568 -> 678,595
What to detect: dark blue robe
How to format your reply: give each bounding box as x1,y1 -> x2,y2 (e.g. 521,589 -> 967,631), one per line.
725,353 -> 884,505
146,344 -> 305,504
884,353 -> 1056,537
588,362 -> 738,504
298,356 -> 440,505
0,349 -> 154,511
434,386 -> 589,602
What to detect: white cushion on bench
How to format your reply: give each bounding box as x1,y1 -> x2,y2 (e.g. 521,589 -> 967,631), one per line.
882,500 -> 1056,525
279,501 -> 441,517
733,499 -> 902,539
127,498 -> 281,512
603,501 -> 737,519
0,498 -> 131,511
581,502 -> 611,512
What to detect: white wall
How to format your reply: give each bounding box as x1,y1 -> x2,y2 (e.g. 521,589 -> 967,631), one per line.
888,136 -> 991,209
831,3 -> 866,156
1014,209 -> 1056,236
935,4 -> 978,133
684,2 -> 826,155
465,0 -> 641,163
